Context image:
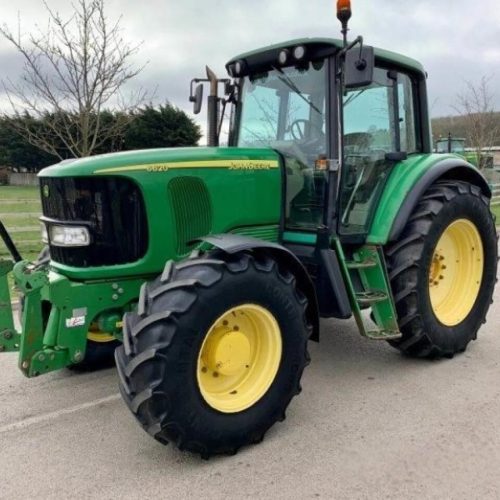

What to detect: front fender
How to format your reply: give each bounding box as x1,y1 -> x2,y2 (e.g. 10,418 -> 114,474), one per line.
200,234 -> 320,341
367,154 -> 491,244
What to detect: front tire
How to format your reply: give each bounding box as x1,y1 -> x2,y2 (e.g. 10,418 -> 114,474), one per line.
69,336 -> 120,371
385,181 -> 497,358
115,252 -> 311,458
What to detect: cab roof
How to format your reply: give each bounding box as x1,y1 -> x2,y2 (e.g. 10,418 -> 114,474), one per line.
226,37 -> 425,76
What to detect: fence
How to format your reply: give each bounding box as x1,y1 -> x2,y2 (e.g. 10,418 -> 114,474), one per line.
8,173 -> 38,186
491,183 -> 500,206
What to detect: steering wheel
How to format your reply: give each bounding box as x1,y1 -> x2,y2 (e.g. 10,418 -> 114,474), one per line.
290,119 -> 308,140
290,119 -> 325,142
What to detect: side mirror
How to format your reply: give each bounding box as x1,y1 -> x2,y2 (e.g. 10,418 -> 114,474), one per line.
190,83 -> 204,115
344,46 -> 374,89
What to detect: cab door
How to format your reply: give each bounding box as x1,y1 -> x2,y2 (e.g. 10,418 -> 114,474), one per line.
338,66 -> 419,240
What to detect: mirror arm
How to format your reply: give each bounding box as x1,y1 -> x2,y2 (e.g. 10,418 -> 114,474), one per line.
339,36 -> 370,71
338,35 -> 363,58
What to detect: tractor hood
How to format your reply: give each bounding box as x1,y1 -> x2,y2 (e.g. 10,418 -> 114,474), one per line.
39,147 -> 281,178
37,146 -> 283,281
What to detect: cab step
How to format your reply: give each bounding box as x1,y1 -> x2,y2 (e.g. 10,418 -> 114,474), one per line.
355,290 -> 388,306
346,259 -> 377,270
366,330 -> 402,341
334,241 -> 401,341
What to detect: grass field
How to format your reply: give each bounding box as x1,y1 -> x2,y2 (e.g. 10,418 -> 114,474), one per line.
491,203 -> 500,222
0,186 -> 42,263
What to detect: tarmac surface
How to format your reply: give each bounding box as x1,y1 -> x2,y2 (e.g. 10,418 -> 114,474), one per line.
1,273 -> 499,499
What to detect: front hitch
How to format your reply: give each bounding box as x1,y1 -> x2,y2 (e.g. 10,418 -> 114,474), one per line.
0,214 -> 146,377
0,258 -> 54,375
0,260 -> 20,352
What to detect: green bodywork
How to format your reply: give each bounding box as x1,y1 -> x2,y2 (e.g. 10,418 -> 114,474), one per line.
41,147 -> 282,280
0,36 -> 483,377
0,260 -> 142,376
0,147 -> 463,376
0,147 -> 283,376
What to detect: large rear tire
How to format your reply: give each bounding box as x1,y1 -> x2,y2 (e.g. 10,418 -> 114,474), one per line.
115,251 -> 311,458
385,181 -> 497,358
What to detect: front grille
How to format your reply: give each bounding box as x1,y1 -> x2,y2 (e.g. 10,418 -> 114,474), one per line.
40,176 -> 148,267
168,176 -> 212,255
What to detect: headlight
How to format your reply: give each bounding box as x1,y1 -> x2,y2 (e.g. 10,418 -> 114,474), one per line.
49,225 -> 90,247
40,223 -> 49,244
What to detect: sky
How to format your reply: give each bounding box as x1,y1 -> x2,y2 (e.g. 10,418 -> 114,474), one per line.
0,0 -> 499,142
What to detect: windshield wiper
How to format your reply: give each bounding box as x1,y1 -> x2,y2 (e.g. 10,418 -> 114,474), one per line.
343,88 -> 367,107
272,66 -> 322,115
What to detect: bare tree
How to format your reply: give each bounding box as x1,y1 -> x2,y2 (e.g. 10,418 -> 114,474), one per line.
454,75 -> 498,169
0,0 -> 148,159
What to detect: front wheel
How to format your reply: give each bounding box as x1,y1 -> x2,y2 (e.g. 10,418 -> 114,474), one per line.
115,252 -> 311,458
385,181 -> 497,358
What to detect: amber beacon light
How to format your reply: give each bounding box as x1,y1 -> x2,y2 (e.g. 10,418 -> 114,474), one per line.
336,0 -> 352,22
336,0 -> 352,45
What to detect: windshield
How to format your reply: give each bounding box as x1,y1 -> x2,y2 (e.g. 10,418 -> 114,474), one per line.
237,63 -> 326,149
236,61 -> 328,229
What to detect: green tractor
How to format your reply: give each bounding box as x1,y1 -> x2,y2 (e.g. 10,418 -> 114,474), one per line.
0,2 -> 497,458
436,133 -> 495,169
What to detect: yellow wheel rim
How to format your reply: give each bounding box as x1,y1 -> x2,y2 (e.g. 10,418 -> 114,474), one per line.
197,304 -> 282,413
87,331 -> 116,343
429,218 -> 484,326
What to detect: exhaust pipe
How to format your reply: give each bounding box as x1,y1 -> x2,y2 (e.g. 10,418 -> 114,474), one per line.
206,66 -> 220,147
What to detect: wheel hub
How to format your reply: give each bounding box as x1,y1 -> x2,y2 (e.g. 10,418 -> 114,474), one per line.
197,304 -> 282,413
428,218 -> 484,326
204,329 -> 251,376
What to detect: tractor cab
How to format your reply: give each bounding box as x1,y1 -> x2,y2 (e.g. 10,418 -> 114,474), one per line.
192,35 -> 430,243
436,136 -> 467,155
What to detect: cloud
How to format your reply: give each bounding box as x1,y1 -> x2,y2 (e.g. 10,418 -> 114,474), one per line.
0,0 -> 499,128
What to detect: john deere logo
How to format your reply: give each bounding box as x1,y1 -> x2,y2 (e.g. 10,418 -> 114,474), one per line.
43,185 -> 49,197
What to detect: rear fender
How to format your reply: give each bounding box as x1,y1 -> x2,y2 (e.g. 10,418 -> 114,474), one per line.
368,156 -> 491,244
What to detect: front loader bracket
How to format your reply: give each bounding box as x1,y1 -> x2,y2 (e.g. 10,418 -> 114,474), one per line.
0,259 -> 20,353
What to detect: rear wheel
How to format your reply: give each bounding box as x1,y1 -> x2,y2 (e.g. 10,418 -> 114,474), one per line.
115,252 -> 311,457
385,181 -> 497,358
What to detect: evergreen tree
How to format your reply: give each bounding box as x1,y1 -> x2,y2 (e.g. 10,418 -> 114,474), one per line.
123,104 -> 202,150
